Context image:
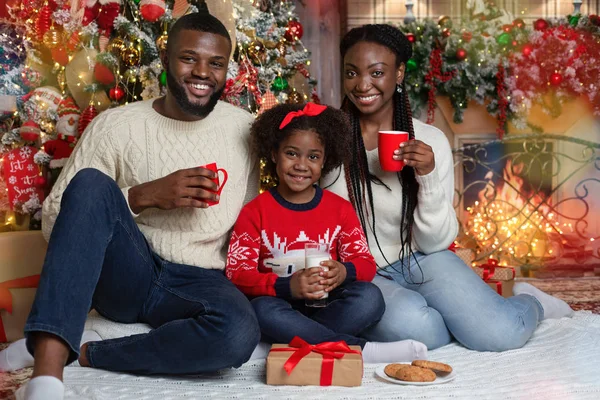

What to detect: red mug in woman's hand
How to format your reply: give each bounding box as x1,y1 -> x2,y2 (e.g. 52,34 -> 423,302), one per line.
378,131 -> 409,172
200,162 -> 228,206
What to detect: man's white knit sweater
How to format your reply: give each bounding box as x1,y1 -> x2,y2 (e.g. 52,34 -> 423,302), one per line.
321,118 -> 458,267
42,100 -> 257,270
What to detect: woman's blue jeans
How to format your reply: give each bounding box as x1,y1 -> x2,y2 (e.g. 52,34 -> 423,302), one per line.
362,250 -> 543,351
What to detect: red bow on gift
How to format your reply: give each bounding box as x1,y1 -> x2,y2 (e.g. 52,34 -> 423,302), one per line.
270,336 -> 361,386
279,103 -> 328,129
0,275 -> 41,342
480,258 -> 516,281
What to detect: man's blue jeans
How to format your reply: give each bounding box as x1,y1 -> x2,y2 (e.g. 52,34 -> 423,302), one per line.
252,281 -> 385,347
24,169 -> 260,375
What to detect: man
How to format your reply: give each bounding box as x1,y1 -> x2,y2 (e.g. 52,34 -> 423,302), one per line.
16,11 -> 260,400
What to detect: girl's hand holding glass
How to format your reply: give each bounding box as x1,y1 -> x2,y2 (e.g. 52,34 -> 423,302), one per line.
318,260 -> 347,293
290,267 -> 327,300
393,139 -> 436,176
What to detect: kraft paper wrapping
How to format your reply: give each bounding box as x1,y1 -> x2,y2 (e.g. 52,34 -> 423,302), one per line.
0,231 -> 47,342
266,343 -> 363,387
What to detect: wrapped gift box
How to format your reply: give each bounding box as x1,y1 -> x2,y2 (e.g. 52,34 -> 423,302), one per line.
473,260 -> 516,281
0,231 -> 47,342
266,337 -> 363,387
487,279 -> 514,298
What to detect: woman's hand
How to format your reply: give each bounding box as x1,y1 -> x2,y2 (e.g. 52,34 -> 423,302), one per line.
394,139 -> 435,176
318,260 -> 347,293
290,267 -> 327,299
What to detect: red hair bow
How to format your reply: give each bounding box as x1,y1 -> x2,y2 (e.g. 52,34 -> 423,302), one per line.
279,102 -> 328,129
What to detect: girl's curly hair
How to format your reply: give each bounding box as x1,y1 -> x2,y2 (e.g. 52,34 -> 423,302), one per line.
251,103 -> 352,182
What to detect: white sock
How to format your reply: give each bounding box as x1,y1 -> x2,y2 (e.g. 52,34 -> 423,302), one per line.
0,338 -> 32,372
362,339 -> 428,364
15,376 -> 64,400
249,341 -> 271,361
513,282 -> 574,320
0,330 -> 103,372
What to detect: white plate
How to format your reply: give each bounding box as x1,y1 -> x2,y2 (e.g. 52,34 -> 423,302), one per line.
375,364 -> 456,386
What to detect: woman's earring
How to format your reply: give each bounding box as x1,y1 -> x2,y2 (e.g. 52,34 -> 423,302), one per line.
396,85 -> 403,94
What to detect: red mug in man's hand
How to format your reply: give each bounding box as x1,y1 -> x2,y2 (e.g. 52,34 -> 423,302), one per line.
378,130 -> 409,172
200,163 -> 228,206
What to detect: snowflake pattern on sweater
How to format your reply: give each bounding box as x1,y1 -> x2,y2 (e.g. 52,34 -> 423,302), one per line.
226,186 -> 376,298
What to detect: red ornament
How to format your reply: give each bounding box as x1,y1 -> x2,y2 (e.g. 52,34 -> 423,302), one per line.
96,2 -> 121,33
550,72 -> 563,86
441,28 -> 451,38
502,24 -> 512,33
36,5 -> 52,41
590,15 -> 600,26
513,18 -> 525,29
512,40 -> 518,47
94,63 -> 115,85
456,48 -> 467,61
461,31 -> 473,43
534,18 -> 549,31
406,33 -> 416,43
522,44 -> 533,56
78,104 -> 98,136
284,20 -> 304,42
140,0 -> 166,22
66,31 -> 80,52
51,47 -> 69,66
34,175 -> 47,188
109,86 -> 125,101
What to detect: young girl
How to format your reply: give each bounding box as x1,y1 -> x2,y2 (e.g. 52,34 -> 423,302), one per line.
322,24 -> 573,351
226,102 -> 427,363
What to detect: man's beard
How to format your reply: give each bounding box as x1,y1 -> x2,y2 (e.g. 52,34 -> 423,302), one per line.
166,68 -> 225,119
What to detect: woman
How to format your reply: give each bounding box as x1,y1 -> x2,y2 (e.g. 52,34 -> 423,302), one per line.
321,24 -> 573,351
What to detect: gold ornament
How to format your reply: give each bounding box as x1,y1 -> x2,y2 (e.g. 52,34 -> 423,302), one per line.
121,46 -> 140,67
247,40 -> 267,65
57,69 -> 67,91
108,38 -> 126,56
287,91 -> 304,104
438,15 -> 452,27
43,29 -> 61,49
275,40 -> 287,57
156,34 -> 168,52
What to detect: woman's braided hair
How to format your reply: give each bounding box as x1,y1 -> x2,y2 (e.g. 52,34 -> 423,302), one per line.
339,24 -> 420,277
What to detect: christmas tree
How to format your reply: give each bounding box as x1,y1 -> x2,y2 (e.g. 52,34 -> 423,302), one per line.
0,0 -> 317,229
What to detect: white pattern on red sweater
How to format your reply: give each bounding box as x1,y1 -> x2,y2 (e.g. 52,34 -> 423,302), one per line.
226,186 -> 376,298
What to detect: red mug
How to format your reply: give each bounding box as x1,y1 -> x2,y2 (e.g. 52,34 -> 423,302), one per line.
200,162 -> 228,206
378,130 -> 409,172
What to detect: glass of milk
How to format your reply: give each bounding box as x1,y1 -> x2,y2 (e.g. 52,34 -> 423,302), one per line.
304,243 -> 330,307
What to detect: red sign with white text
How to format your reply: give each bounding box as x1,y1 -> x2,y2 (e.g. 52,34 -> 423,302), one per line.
2,147 -> 43,210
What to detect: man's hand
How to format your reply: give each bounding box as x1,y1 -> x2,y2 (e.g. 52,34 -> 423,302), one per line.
290,267 -> 327,300
128,167 -> 218,214
318,260 -> 347,293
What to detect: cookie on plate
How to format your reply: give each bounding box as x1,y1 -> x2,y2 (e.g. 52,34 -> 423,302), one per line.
411,360 -> 453,374
385,364 -> 436,382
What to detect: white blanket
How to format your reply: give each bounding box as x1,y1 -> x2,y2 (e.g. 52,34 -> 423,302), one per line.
67,311 -> 600,399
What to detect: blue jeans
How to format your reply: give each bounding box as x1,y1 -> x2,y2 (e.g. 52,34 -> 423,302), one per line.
361,250 -> 543,351
25,169 -> 260,375
252,281 -> 385,348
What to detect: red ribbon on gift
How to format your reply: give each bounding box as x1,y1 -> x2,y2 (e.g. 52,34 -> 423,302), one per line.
480,258 -> 515,281
490,280 -> 503,296
0,275 -> 41,342
270,336 -> 361,386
